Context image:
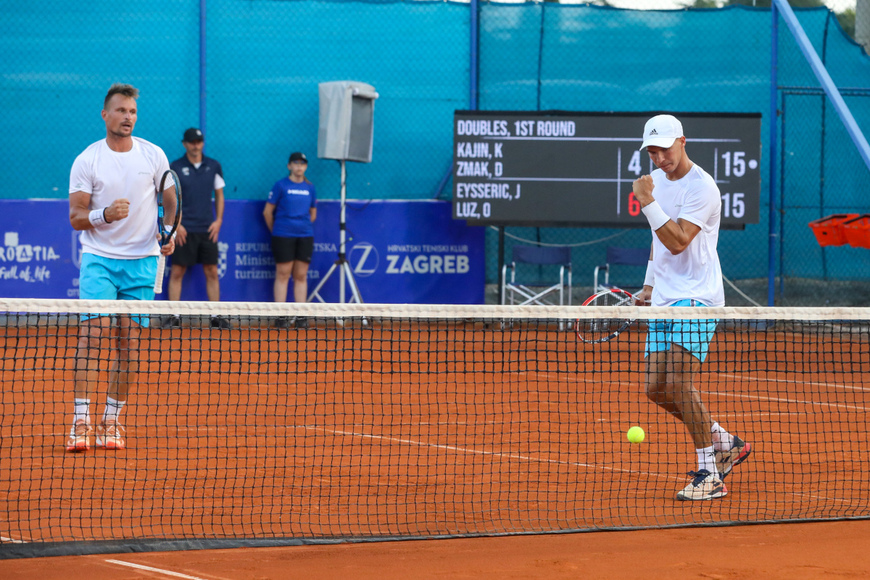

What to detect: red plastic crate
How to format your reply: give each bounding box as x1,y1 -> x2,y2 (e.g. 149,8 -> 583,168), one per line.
808,214 -> 858,247
841,214 -> 870,249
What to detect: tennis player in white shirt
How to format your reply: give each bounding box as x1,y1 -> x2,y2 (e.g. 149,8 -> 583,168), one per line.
633,114 -> 751,501
66,83 -> 177,452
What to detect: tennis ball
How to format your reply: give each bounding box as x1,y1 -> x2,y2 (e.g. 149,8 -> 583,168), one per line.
627,426 -> 645,444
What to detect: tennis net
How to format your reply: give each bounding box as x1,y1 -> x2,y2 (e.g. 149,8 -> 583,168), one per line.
1,298 -> 869,557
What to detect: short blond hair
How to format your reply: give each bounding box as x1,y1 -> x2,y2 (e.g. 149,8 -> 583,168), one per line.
103,83 -> 139,109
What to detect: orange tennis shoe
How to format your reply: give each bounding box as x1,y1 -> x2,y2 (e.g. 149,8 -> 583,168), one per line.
96,418 -> 126,450
715,436 -> 752,480
65,419 -> 92,453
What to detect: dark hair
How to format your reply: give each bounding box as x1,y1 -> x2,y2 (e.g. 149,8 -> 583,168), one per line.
103,83 -> 139,109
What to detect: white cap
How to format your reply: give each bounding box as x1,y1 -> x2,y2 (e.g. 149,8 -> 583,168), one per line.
640,114 -> 683,150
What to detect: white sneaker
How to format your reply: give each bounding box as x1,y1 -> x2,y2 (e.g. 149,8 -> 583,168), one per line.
96,418 -> 126,450
65,419 -> 92,452
676,470 -> 727,501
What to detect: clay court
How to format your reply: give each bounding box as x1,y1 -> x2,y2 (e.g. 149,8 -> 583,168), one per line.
2,311 -> 869,576
2,520 -> 870,578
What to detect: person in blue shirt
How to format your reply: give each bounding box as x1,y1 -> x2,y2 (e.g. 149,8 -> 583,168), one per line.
263,152 -> 317,327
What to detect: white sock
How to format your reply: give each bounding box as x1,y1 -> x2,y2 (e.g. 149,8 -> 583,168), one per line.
711,421 -> 734,452
103,397 -> 126,422
73,398 -> 90,425
697,446 -> 718,477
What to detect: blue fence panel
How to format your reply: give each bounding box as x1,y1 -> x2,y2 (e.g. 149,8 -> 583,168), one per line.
2,1 -> 870,303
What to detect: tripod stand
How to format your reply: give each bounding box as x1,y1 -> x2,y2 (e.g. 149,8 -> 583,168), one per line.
308,159 -> 364,303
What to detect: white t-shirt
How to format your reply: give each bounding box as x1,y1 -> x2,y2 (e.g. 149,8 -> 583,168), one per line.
69,137 -> 170,259
648,163 -> 724,307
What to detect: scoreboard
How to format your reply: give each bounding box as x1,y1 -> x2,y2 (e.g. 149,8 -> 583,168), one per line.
452,111 -> 762,228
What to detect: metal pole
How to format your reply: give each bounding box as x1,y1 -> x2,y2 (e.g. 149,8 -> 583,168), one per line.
432,0 -> 479,197
498,226 -> 505,303
308,159 -> 363,304
768,2 -> 779,306
339,160 -> 347,304
470,0 -> 479,110
773,0 -> 870,171
199,0 -> 207,137
536,3 -> 545,111
779,93 -> 787,302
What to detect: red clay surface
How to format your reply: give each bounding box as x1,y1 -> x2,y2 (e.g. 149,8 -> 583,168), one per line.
2,520 -> 870,579
1,318 -> 869,572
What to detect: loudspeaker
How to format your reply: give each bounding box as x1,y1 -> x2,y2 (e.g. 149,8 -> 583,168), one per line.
318,81 -> 378,163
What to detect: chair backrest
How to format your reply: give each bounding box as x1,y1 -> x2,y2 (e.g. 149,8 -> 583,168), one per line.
605,246 -> 649,266
512,245 -> 571,266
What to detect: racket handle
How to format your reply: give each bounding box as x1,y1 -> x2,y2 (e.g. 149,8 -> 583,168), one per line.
154,255 -> 166,294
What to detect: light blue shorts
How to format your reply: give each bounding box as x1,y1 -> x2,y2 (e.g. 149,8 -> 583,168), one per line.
644,299 -> 719,362
79,253 -> 157,327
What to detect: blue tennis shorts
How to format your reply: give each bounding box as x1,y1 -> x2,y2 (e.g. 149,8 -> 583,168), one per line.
79,253 -> 157,327
644,299 -> 719,362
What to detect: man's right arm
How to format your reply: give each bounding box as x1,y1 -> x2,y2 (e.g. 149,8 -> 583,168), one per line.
633,175 -> 701,255
69,191 -> 94,231
69,154 -> 130,231
70,192 -> 130,231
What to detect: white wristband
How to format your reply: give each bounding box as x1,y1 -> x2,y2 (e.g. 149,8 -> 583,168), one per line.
88,208 -> 108,228
641,200 -> 670,231
643,260 -> 655,288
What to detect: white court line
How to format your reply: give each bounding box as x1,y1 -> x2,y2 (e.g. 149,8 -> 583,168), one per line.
309,425 -> 675,484
305,426 -> 850,504
518,369 -> 870,411
704,389 -> 870,413
0,536 -> 26,543
717,411 -> 801,418
719,372 -> 870,393
106,559 -> 210,580
41,419 -> 851,505
525,367 -> 866,396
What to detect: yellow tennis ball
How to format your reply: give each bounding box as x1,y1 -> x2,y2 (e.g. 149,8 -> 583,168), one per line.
627,426 -> 645,444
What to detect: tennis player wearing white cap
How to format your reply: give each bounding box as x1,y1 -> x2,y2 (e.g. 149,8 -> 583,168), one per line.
632,114 -> 752,501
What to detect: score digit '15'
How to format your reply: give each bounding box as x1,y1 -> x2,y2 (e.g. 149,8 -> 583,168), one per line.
629,191 -> 745,219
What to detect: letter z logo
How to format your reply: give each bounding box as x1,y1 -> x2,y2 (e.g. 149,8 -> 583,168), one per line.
349,242 -> 378,277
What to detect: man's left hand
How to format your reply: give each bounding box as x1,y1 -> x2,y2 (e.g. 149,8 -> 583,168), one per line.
158,235 -> 176,256
208,219 -> 222,243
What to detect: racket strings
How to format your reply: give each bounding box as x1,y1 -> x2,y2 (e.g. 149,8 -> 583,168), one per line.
576,289 -> 635,343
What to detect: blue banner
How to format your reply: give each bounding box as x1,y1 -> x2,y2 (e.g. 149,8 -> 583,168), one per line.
0,200 -> 485,304
0,201 -> 80,299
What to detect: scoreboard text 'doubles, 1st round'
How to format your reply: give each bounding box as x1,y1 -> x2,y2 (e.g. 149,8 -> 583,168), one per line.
452,111 -> 762,229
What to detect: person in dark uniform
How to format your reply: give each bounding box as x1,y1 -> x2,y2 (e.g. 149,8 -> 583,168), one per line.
166,127 -> 229,329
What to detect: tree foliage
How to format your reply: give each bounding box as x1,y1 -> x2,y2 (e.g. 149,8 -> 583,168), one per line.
681,1 -> 856,41
837,7 -> 856,40
684,0 -> 824,6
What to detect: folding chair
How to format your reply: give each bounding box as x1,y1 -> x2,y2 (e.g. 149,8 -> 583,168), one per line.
593,246 -> 650,294
500,245 -> 572,306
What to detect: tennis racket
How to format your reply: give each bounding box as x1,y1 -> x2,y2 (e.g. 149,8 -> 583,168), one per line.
575,287 -> 636,344
154,169 -> 181,294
